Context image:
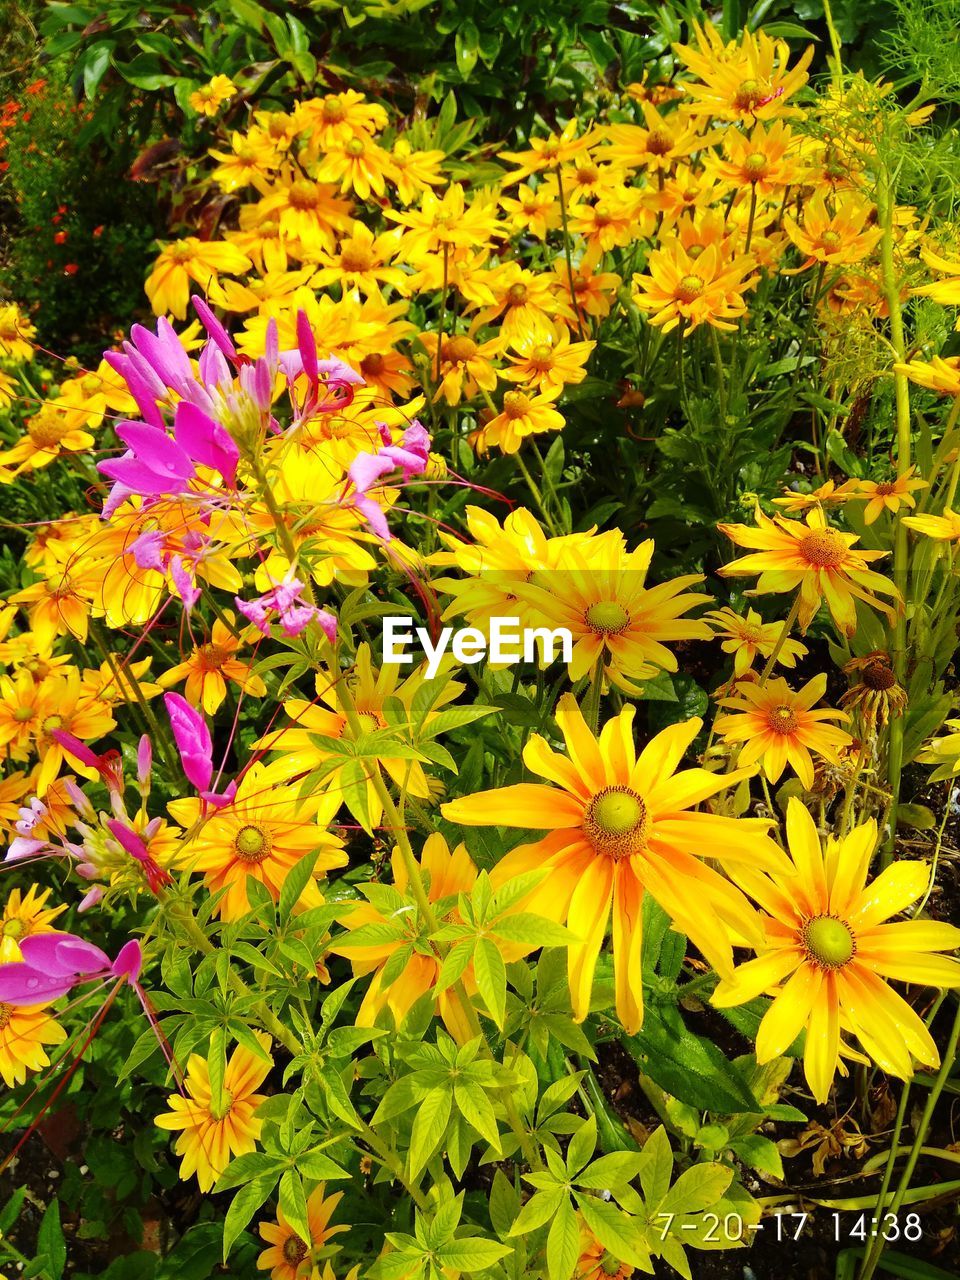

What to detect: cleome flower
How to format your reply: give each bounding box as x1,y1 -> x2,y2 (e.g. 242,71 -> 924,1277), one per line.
442,694 -> 785,1034
714,800 -> 960,1102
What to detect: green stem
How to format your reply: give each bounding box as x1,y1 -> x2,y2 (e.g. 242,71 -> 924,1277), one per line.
859,998 -> 960,1280
878,167 -> 911,868
758,591 -> 802,686
555,164 -> 585,341
88,618 -> 177,775
436,242 -> 450,385
709,325 -> 727,422
583,654 -> 605,733
744,184 -> 758,253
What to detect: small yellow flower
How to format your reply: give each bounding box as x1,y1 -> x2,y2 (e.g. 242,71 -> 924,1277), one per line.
0,885 -> 66,963
257,1185 -> 347,1280
715,674 -> 853,790
784,193 -> 883,270
478,388 -> 565,455
706,606 -> 807,676
902,507 -> 960,542
850,468 -> 926,524
0,1001 -> 66,1087
188,74 -> 237,117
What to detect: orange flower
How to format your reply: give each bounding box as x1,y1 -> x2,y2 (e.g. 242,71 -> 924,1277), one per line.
716,674 -> 853,790
784,194 -> 883,270
632,239 -> 759,333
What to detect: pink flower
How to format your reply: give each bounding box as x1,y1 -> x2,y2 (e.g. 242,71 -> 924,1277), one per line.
106,819 -> 173,895
0,933 -> 143,1003
164,692 -> 213,792
235,576 -> 336,639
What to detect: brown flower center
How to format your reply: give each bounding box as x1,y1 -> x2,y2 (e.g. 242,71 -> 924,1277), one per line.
234,824 -> 272,863
874,481 -> 897,496
199,642 -> 232,669
676,274 -> 704,304
767,705 -> 798,734
443,335 -> 477,364
862,659 -> 896,691
734,78 -> 764,111
361,352 -> 385,376
646,129 -> 673,156
799,529 -> 846,568
584,601 -> 630,635
0,1002 -> 11,1030
507,283 -> 528,305
584,787 -> 649,859
339,244 -> 374,272
283,1235 -> 309,1264
288,180 -> 321,210
802,914 -> 855,968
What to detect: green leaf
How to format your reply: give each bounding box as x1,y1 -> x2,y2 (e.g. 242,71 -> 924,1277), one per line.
660,1162 -> 732,1217
296,1150 -> 350,1181
473,937 -> 506,1028
279,849 -> 319,922
576,1150 -> 647,1189
37,1197 -> 66,1280
437,1237 -> 512,1271
82,39 -> 115,97
222,1174 -> 277,1260
454,19 -> 480,77
207,1026 -> 226,1120
624,1007 -> 758,1113
279,1169 -> 310,1243
575,1195 -> 653,1271
546,1195 -> 580,1280
566,1113 -> 597,1176
454,1080 -> 502,1152
409,1086 -> 452,1179
488,1169 -> 520,1238
492,914 -> 573,946
728,1134 -> 784,1178
509,1187 -> 564,1236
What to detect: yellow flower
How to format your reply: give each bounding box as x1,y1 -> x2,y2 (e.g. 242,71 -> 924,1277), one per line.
311,223 -> 407,298
442,695 -> 781,1033
917,718 -> 960,781
499,120 -> 593,183
715,674 -> 853,791
10,566 -> 94,648
894,355 -> 960,396
478,388 -> 565,455
388,137 -> 446,206
512,539 -> 712,690
0,1001 -> 66,1087
500,181 -> 561,239
0,884 -> 66,963
850,468 -> 926,524
332,834 -> 482,1042
466,261 -> 573,343
295,92 -> 389,155
841,652 -> 908,728
188,74 -> 237,116
386,183 -> 503,257
602,101 -> 709,172
418,332 -> 501,406
253,177 -> 354,257
146,238 -> 252,319
257,1185 -> 347,1280
209,129 -> 281,192
568,187 -> 652,253
674,23 -> 814,122
912,244 -> 960,314
551,248 -> 621,323
169,764 -> 346,921
902,507 -> 960,542
313,134 -> 398,200
155,1033 -> 272,1191
49,359 -> 138,430
157,614 -> 267,714
501,322 -> 594,395
783,194 -> 883,270
632,238 -> 758,333
770,478 -> 856,513
0,302 -> 37,362
708,118 -> 799,195
714,800 -> 960,1102
706,606 -> 807,676
717,506 -> 901,636
0,404 -> 94,477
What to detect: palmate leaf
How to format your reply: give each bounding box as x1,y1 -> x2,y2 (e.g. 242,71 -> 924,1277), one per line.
546,1196 -> 580,1280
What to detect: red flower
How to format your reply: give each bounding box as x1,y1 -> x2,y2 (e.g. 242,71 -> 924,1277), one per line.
54,231 -> 67,244
64,263 -> 79,275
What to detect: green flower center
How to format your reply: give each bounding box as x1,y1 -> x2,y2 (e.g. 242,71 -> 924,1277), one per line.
803,915 -> 856,968
234,824 -> 271,863
209,1089 -> 234,1121
584,786 -> 649,859
42,714 -> 64,734
13,705 -> 35,723
2,920 -> 24,938
584,601 -> 630,635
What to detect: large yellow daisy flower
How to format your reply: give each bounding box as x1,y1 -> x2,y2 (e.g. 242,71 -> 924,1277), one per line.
714,800 -> 960,1102
0,1000 -> 66,1087
442,695 -> 783,1033
155,1033 -> 272,1191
